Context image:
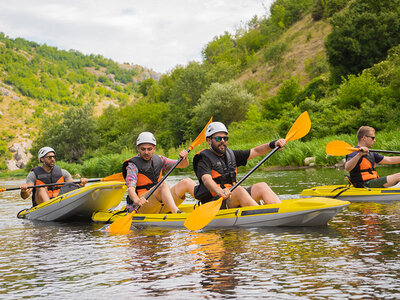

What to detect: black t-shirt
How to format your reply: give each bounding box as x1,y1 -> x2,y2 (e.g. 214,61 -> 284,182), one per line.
194,149 -> 250,180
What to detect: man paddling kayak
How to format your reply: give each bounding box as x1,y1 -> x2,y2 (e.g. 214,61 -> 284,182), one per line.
20,147 -> 88,206
345,126 -> 400,188
123,132 -> 196,214
192,122 -> 286,208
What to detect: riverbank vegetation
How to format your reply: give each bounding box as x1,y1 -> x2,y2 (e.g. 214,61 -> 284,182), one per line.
2,0 -> 400,177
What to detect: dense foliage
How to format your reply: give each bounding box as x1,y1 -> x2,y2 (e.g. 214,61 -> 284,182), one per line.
325,0 -> 400,81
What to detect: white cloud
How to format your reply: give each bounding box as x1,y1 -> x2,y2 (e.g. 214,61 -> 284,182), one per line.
0,0 -> 273,73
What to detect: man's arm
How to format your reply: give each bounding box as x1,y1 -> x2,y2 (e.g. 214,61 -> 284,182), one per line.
201,174 -> 230,200
344,147 -> 368,172
126,162 -> 148,206
20,182 -> 34,199
379,156 -> 400,165
162,149 -> 190,171
20,171 -> 36,199
248,139 -> 287,160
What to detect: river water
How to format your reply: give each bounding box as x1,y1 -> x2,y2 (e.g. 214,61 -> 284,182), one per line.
1,166 -> 400,299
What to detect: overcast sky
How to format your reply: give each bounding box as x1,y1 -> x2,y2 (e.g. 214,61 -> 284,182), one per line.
0,0 -> 273,73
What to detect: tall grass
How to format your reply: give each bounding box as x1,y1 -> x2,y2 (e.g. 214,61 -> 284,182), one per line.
37,130 -> 400,178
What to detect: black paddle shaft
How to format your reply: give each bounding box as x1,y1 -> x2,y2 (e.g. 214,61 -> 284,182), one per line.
370,149 -> 400,155
3,178 -> 99,192
229,146 -> 280,193
131,149 -> 190,211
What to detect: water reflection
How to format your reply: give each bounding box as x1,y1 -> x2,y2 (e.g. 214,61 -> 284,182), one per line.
1,168 -> 400,298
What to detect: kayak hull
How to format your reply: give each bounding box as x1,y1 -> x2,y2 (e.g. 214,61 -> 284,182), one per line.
300,185 -> 400,203
17,181 -> 127,221
93,197 -> 349,229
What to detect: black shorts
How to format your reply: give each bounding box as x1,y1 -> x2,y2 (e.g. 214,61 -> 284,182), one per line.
194,184 -> 253,204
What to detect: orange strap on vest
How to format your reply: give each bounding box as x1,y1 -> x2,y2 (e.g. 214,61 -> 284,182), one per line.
359,157 -> 379,181
136,171 -> 162,197
35,177 -> 65,199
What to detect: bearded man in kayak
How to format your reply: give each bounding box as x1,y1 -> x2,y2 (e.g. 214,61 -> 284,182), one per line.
123,132 -> 196,214
192,122 -> 287,208
345,126 -> 400,188
20,147 -> 88,206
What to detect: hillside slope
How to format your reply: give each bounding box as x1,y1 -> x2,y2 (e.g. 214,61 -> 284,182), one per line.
238,15 -> 331,95
0,34 -> 159,169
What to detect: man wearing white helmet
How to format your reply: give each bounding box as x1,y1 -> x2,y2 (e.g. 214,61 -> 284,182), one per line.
193,122 -> 286,208
122,132 -> 196,214
20,147 -> 88,206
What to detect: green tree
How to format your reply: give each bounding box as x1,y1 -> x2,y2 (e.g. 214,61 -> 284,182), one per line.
325,0 -> 400,81
30,104 -> 98,164
193,81 -> 254,129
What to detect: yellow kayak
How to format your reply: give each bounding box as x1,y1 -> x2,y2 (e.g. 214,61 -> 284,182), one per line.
301,185 -> 400,203
17,181 -> 127,221
92,197 -> 349,228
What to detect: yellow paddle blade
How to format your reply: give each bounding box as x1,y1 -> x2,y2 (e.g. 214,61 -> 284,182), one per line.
105,211 -> 136,234
188,117 -> 213,151
285,111 -> 311,142
184,197 -> 223,231
101,172 -> 125,182
326,140 -> 359,156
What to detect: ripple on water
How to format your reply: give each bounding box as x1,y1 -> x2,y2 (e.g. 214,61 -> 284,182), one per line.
1,174 -> 400,298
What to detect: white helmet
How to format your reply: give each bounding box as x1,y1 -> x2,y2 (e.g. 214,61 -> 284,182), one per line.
205,122 -> 228,138
38,147 -> 56,162
136,132 -> 156,146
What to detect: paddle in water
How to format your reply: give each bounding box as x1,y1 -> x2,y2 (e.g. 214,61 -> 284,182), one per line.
184,111 -> 312,231
104,117 -> 213,234
326,140 -> 400,156
0,172 -> 125,193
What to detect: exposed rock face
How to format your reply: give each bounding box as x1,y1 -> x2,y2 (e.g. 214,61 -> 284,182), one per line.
6,141 -> 32,171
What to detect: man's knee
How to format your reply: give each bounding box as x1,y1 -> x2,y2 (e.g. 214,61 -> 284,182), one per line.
159,181 -> 170,189
175,178 -> 195,195
180,178 -> 195,188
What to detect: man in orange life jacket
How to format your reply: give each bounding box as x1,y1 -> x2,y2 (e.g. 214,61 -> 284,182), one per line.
345,126 -> 400,188
123,132 -> 196,214
20,147 -> 88,206
193,122 -> 287,208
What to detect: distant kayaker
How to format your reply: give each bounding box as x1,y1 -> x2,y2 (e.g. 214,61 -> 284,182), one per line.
192,122 -> 287,208
345,126 -> 400,188
123,132 -> 196,214
20,147 -> 88,206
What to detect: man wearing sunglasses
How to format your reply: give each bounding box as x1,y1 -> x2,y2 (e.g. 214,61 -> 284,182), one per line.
345,126 -> 400,188
193,122 -> 287,208
20,147 -> 88,206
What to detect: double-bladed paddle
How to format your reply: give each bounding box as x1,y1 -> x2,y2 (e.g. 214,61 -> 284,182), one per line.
0,172 -> 125,193
184,111 -> 312,231
104,117 -> 213,234
326,140 -> 400,156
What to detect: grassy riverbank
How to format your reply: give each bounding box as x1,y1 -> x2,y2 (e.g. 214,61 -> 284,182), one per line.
2,130 -> 399,179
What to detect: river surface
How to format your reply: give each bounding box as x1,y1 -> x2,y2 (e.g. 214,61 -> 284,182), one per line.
1,166 -> 400,299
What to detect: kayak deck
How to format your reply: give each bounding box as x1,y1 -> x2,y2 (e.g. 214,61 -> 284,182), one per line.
93,197 -> 349,228
300,185 -> 400,203
17,181 -> 127,221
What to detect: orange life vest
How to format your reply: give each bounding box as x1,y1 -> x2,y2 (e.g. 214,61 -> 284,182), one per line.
349,152 -> 379,187
122,155 -> 163,197
359,156 -> 379,181
32,166 -> 64,206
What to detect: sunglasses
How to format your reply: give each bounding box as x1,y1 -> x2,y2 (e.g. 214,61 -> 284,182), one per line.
366,135 -> 375,140
44,155 -> 56,159
213,136 -> 229,142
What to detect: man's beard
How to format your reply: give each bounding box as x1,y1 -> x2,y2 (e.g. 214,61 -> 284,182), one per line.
210,142 -> 226,155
